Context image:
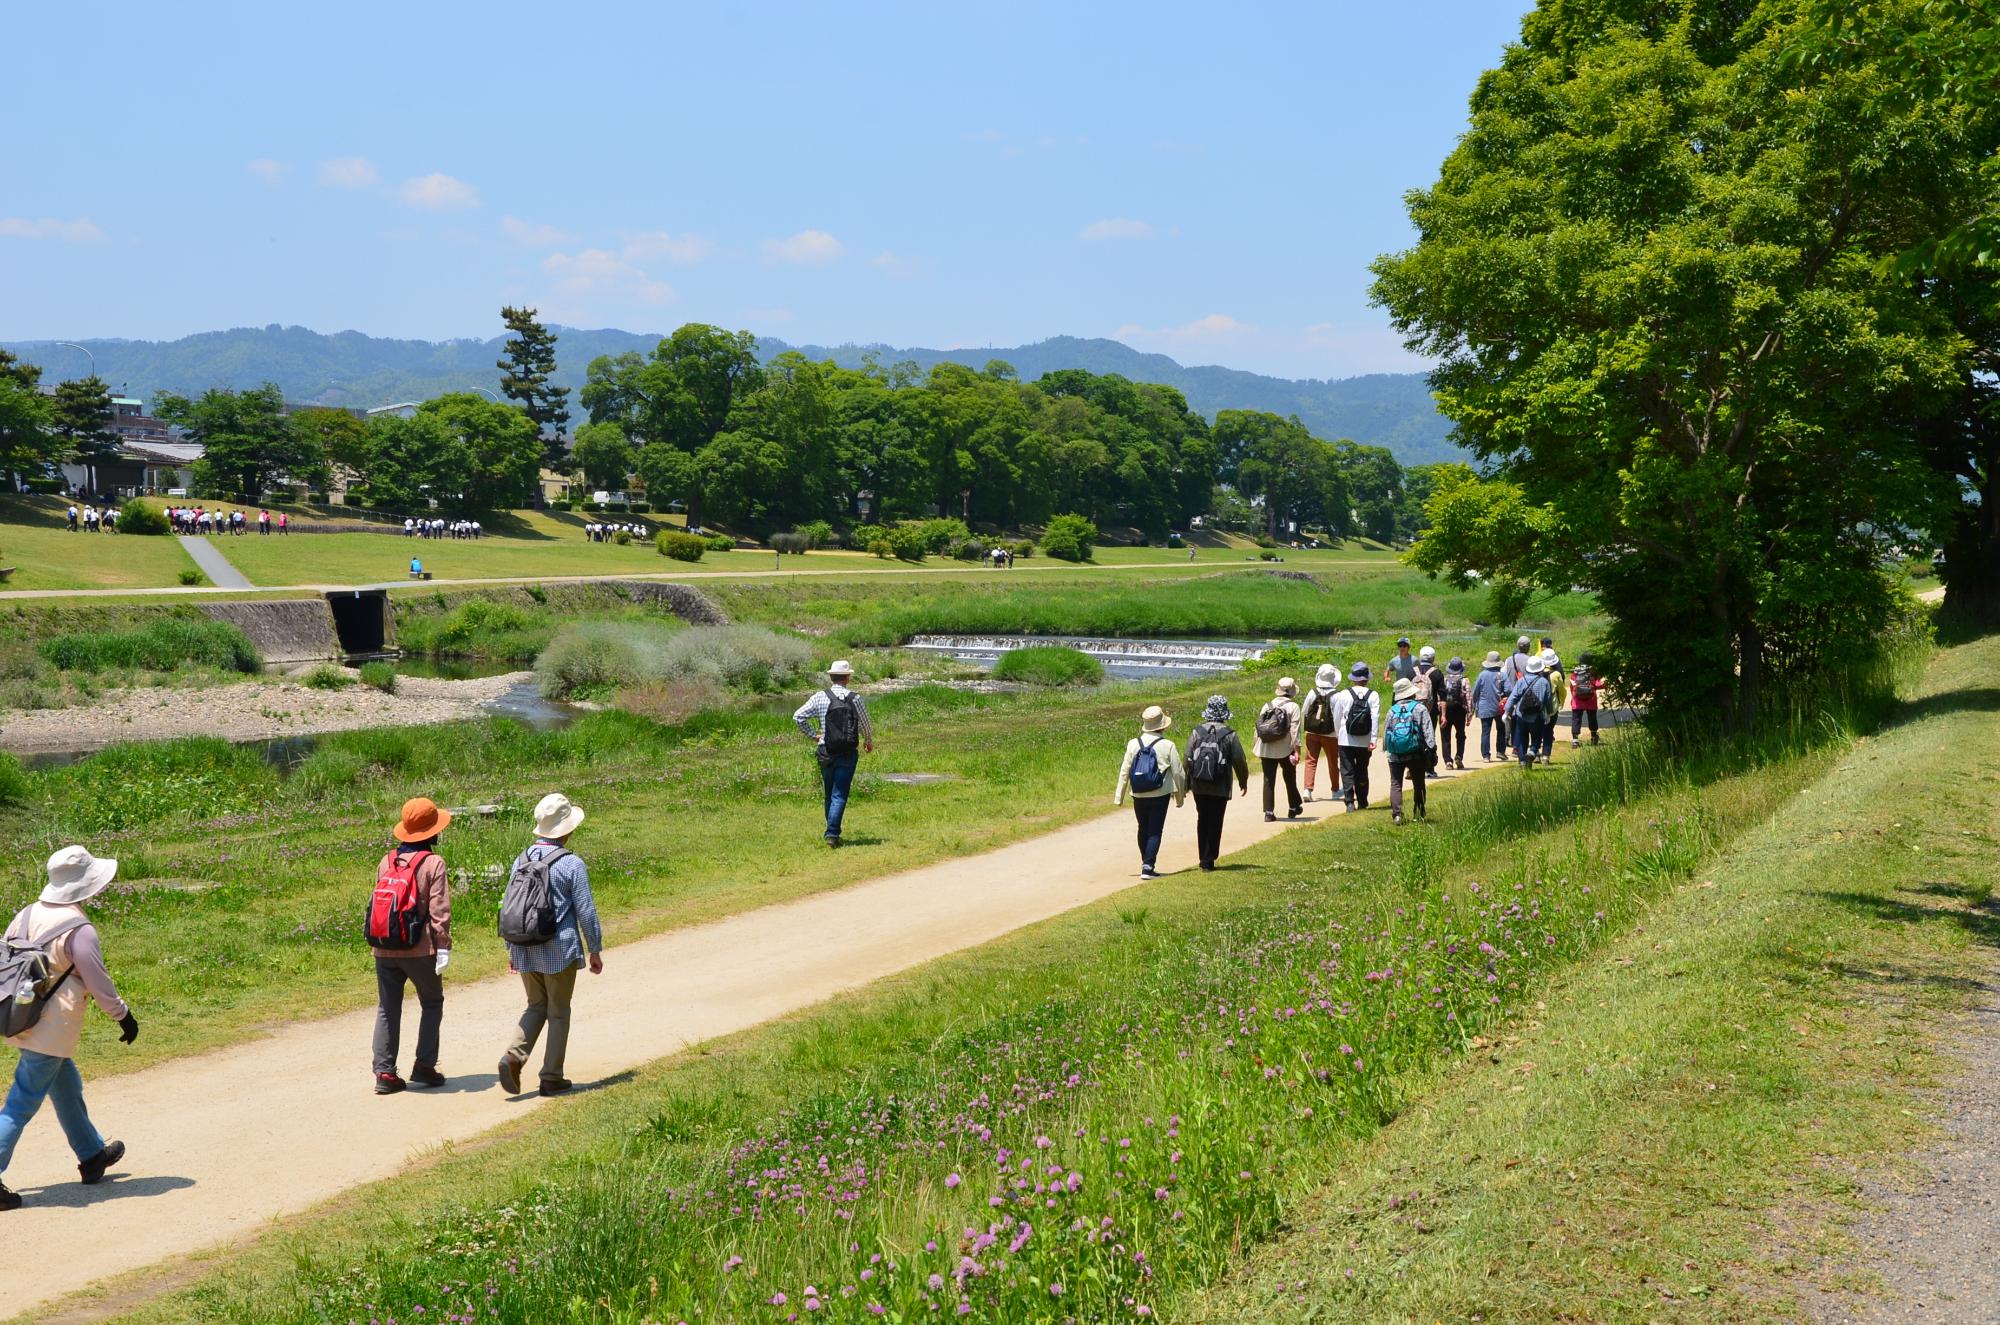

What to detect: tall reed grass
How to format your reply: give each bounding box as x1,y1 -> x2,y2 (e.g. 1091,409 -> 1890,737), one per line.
536,621 -> 814,699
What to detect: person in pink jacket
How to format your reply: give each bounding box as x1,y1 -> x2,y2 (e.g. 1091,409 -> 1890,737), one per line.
1,846 -> 138,1211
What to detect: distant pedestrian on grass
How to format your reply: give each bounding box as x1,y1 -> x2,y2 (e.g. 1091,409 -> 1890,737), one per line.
1414,645 -> 1448,775
1298,663 -> 1344,804
1185,694 -> 1249,872
794,660 -> 874,848
1441,656 -> 1471,770
364,798 -> 454,1096
1383,676 -> 1438,825
1570,650 -> 1602,747
1510,653 -> 1555,769
1114,705 -> 1186,879
497,793 -> 603,1098
278,511 -> 288,535
1332,662 -> 1381,811
65,504 -> 78,532
1253,677 -> 1303,823
1471,650 -> 1506,763
0,846 -> 138,1211
1538,648 -> 1566,763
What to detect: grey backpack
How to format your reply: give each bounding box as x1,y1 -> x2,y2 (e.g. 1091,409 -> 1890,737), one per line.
497,848 -> 570,946
0,913 -> 90,1038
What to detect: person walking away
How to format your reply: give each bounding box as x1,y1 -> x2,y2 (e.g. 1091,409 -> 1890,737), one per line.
1441,656 -> 1471,769
793,660 -> 875,848
1382,677 -> 1438,825
1188,545 -> 1197,563
1113,705 -> 1186,878
1496,635 -> 1533,751
1253,677 -> 1304,822
1331,662 -> 1381,811
1538,648 -> 1567,764
1185,695 -> 1249,871
65,503 -> 78,532
1510,654 -> 1555,769
1414,645 -> 1448,775
278,511 -> 288,535
1385,637 -> 1419,686
0,846 -> 138,1211
364,797 -> 454,1095
1570,650 -> 1602,747
496,793 -> 603,1097
258,509 -> 270,535
1298,663 -> 1344,803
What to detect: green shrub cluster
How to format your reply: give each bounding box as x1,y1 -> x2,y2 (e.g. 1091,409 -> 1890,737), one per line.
769,532 -> 809,555
795,520 -> 835,549
536,621 -> 814,699
703,534 -> 736,552
177,569 -> 206,586
39,618 -> 261,674
302,664 -> 353,690
657,532 -> 707,563
990,645 -> 1105,686
357,661 -> 397,693
1040,512 -> 1097,562
117,500 -> 171,535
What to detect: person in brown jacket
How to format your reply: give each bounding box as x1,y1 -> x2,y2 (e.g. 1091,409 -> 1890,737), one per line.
369,798 -> 454,1095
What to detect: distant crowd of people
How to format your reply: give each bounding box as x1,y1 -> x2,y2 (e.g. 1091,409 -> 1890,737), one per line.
165,506 -> 289,535
63,503 -> 118,533
404,518 -> 482,540
584,521 -> 651,543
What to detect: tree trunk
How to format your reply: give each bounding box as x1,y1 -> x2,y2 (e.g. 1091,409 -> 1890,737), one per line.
1943,449 -> 2000,628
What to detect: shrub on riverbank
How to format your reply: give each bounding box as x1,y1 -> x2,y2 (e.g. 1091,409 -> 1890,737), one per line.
658,531 -> 706,562
991,644 -> 1104,686
1040,512 -> 1097,561
38,618 -> 260,674
536,622 -> 814,699
302,664 -> 352,690
116,499 -> 171,535
357,661 -> 397,693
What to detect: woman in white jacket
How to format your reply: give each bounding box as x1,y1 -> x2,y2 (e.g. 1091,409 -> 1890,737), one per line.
1114,705 -> 1186,879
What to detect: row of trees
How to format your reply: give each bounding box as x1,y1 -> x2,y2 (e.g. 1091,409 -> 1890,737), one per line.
574,322 -> 1426,541
1381,0 -> 1999,734
0,351 -> 123,488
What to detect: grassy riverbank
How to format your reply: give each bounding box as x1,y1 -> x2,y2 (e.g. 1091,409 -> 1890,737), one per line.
84,632 -> 1937,1325
0,497 -> 204,591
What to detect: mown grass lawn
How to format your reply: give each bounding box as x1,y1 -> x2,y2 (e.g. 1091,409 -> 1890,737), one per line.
0,497 -> 202,590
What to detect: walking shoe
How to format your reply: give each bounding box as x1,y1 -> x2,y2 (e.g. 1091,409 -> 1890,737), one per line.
1199,861 -> 1215,872
497,1056 -> 522,1095
78,1140 -> 125,1185
1391,810 -> 1403,825
1287,807 -> 1302,820
1140,865 -> 1158,879
539,1078 -> 573,1096
1572,738 -> 1581,748
1302,790 -> 1313,802
0,1183 -> 19,1211
375,1072 -> 406,1096
410,1063 -> 446,1088
1264,812 -> 1276,822
825,835 -> 842,849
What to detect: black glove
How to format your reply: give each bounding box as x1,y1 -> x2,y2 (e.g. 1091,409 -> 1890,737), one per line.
118,1012 -> 139,1044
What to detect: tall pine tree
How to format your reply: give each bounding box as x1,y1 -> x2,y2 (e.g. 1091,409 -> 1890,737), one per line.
51,376 -> 119,493
497,306 -> 572,472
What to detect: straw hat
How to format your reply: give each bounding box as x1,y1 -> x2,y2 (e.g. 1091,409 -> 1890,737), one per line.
1314,663 -> 1340,688
532,792 -> 587,839
1392,677 -> 1419,702
828,659 -> 854,677
1275,676 -> 1298,697
1140,705 -> 1172,733
40,846 -> 117,906
393,796 -> 451,843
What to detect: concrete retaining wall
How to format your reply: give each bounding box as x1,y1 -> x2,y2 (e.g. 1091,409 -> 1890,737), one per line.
198,599 -> 341,664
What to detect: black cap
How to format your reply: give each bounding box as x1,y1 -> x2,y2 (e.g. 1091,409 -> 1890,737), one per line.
1396,636 -> 1411,647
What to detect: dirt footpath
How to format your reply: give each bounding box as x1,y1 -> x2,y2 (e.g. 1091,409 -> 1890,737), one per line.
0,671 -> 533,753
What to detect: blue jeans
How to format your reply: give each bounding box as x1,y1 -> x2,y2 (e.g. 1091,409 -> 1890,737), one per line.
1479,716 -> 1498,760
0,1049 -> 106,1177
1513,717 -> 1549,766
818,749 -> 859,839
1131,795 -> 1171,870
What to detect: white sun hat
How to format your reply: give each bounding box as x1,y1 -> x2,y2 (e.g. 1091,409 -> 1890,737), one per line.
532,792 -> 586,840
41,845 -> 118,906
828,659 -> 855,676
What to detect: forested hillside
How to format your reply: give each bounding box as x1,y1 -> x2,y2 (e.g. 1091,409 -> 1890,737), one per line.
0,327 -> 1457,464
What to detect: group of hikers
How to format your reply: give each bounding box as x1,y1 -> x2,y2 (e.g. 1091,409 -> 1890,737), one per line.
403,517 -> 483,540
583,521 -> 651,543
165,506 -> 290,535
63,503 -> 118,533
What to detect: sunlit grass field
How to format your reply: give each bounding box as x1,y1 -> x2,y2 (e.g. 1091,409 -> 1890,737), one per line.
0,496 -> 204,590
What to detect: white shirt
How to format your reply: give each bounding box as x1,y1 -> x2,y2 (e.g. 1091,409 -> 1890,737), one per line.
1331,685 -> 1381,747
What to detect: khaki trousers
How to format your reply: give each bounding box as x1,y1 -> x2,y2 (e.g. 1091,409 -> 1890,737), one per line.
504,967 -> 578,1084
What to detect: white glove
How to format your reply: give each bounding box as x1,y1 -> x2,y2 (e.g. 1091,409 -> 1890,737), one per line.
434,951 -> 451,974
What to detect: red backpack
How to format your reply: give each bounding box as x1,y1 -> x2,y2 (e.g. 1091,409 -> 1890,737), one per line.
365,849 -> 431,949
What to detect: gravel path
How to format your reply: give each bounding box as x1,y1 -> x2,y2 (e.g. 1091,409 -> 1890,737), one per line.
0,671 -> 532,753
174,534 -> 251,588
1801,981 -> 2000,1323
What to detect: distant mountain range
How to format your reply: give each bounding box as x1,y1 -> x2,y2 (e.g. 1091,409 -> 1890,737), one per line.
3,326 -> 1459,466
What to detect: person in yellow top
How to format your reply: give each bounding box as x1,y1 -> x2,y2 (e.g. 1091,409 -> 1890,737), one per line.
1113,705 -> 1187,879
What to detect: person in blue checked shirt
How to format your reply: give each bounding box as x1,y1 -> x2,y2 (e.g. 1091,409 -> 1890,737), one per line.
793,660 -> 875,848
496,793 -> 603,1097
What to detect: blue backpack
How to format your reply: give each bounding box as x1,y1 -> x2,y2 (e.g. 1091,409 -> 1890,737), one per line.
1383,700 -> 1424,757
1129,736 -> 1166,793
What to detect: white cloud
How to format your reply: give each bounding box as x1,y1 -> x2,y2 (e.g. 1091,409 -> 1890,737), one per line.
1080,217 -> 1153,241
761,229 -> 845,265
870,250 -> 926,279
501,215 -> 578,247
401,173 -> 480,211
621,230 -> 714,264
245,158 -> 286,185
317,156 -> 378,188
1113,313 -> 1249,345
0,216 -> 105,243
542,248 -> 675,306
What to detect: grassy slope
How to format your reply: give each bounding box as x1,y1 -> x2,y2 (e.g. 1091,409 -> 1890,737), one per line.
0,497 -> 201,590
72,650 -> 1914,1325
1185,635 -> 2000,1323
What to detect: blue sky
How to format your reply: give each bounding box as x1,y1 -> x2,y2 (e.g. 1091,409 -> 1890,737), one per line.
1,2 -> 1528,380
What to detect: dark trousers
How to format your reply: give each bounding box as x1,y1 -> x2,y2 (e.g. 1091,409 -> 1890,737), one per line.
1537,718 -> 1557,760
1513,717 -> 1550,766
1131,794 -> 1171,870
1479,716 -> 1499,760
1571,708 -> 1600,741
1339,744 -> 1371,809
1495,713 -> 1510,755
1441,712 -> 1467,764
1193,792 -> 1229,866
372,956 -> 444,1075
1388,756 -> 1427,818
818,749 -> 859,839
1260,756 -> 1300,816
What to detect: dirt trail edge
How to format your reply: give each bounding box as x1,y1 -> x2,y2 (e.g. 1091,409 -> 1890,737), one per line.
7,748 -> 1508,1317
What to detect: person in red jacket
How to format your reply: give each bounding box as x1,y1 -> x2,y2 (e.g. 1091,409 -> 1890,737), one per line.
1569,651 -> 1603,747
368,798 -> 454,1095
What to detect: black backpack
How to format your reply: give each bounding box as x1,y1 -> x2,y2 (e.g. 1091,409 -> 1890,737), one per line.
1445,673 -> 1469,714
822,689 -> 860,755
1343,686 -> 1374,737
1255,701 -> 1293,743
1302,690 -> 1336,735
498,847 -> 570,946
1517,679 -> 1547,721
1188,723 -> 1228,783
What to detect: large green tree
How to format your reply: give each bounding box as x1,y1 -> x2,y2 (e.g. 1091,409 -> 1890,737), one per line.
0,350 -> 57,488
157,383 -> 317,501
496,306 -> 572,471
416,393 -> 542,515
1376,0 -> 1964,732
50,376 -> 119,491
570,421 -> 635,490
